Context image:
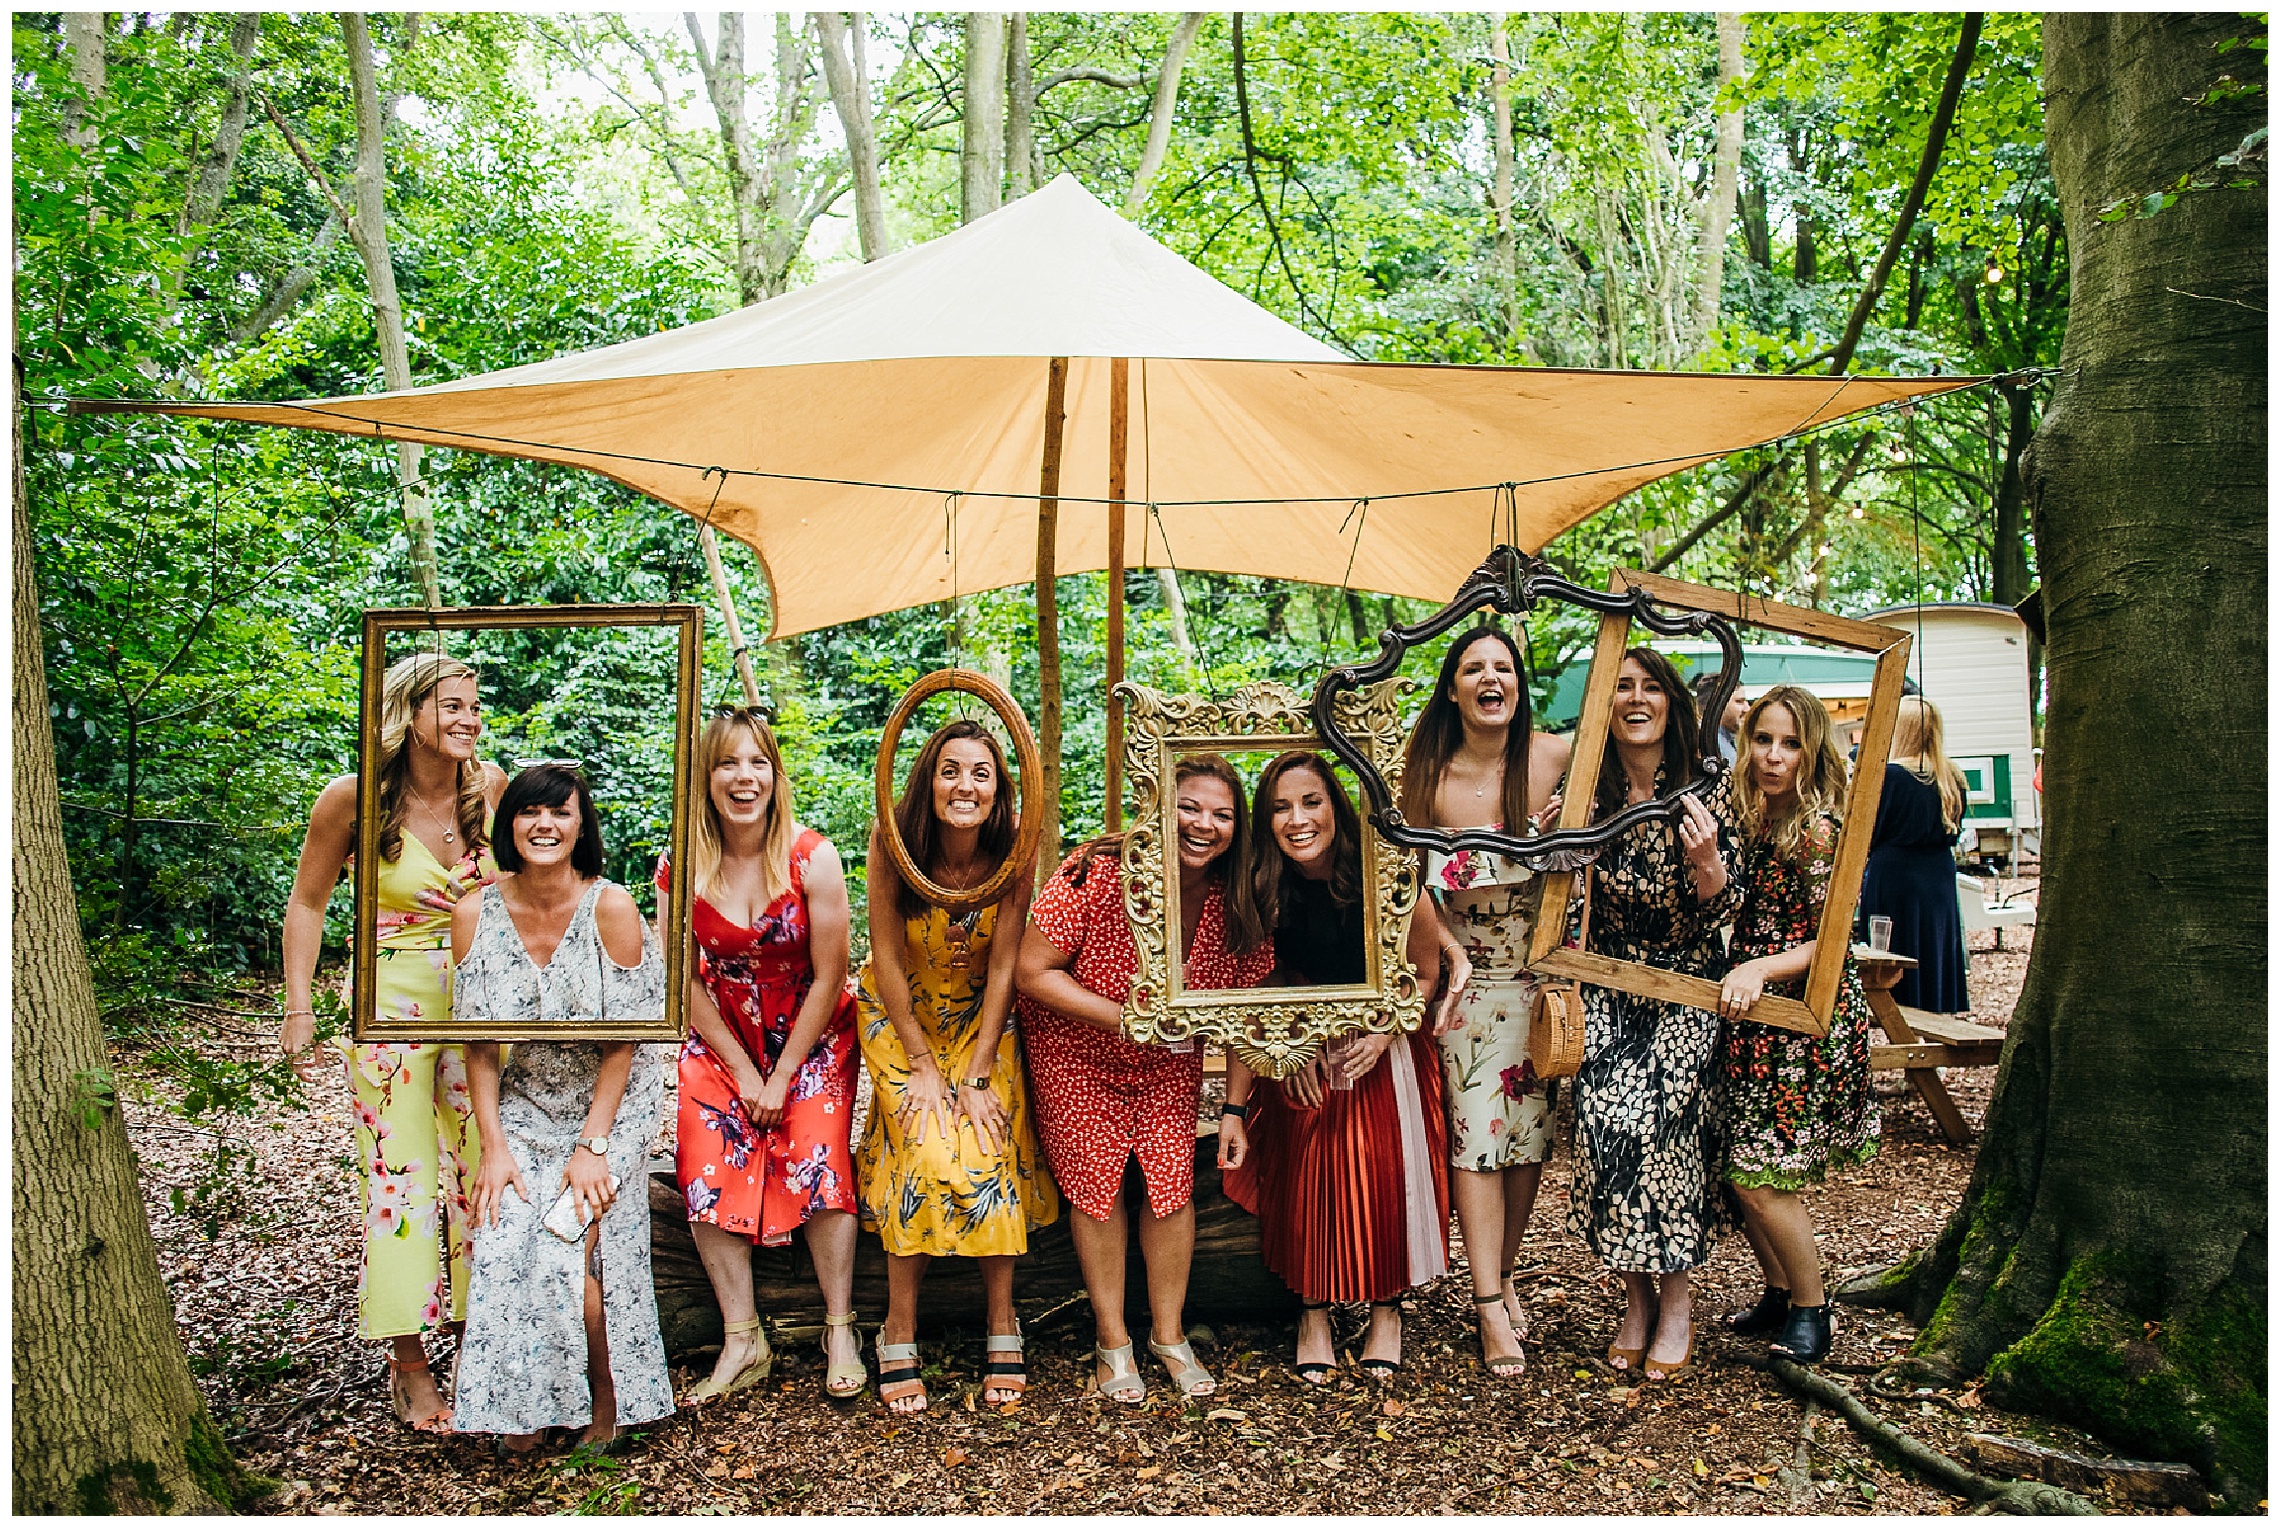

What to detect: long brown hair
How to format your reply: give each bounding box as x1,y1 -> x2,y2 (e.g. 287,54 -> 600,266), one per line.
1594,646 -> 1702,820
1890,695 -> 1967,832
1057,753 -> 1266,957
1250,751 -> 1364,935
887,718 -> 1018,921
1731,685 -> 1850,863
375,651 -> 488,864
690,710 -> 797,907
1400,624 -> 1537,831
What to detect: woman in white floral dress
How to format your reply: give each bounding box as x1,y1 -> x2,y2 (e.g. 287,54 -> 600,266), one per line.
451,765 -> 672,1451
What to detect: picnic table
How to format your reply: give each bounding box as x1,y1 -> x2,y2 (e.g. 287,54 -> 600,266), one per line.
1856,946 -> 2005,1145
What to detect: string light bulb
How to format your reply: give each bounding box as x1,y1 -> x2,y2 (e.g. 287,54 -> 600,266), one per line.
1983,259 -> 2005,285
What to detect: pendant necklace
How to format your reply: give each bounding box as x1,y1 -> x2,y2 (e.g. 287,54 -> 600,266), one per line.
413,789 -> 458,846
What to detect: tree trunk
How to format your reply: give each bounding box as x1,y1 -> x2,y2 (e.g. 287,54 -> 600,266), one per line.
1693,12 -> 1745,347
341,13 -> 439,607
812,14 -> 887,262
180,14 -> 260,238
685,13 -> 769,305
1123,12 -> 1206,216
1989,381 -> 2034,606
1487,14 -> 1521,355
1889,13 -> 2266,1508
62,12 -> 105,149
12,336 -> 259,1515
1005,13 -> 1036,199
961,13 -> 1007,224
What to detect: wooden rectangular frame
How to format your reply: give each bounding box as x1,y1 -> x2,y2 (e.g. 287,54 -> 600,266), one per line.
1526,570 -> 1912,1037
1114,679 -> 1426,1078
353,604 -> 703,1043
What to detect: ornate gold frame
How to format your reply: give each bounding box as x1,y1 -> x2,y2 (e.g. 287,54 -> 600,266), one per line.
1113,679 -> 1424,1077
1527,570 -> 1912,1037
354,604 -> 702,1043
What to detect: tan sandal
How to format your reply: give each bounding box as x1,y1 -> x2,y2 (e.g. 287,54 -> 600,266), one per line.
388,1354 -> 453,1434
1147,1336 -> 1216,1399
683,1317 -> 773,1407
1092,1341 -> 1146,1404
822,1311 -> 867,1400
1473,1292 -> 1526,1379
874,1325 -> 925,1412
982,1325 -> 1026,1405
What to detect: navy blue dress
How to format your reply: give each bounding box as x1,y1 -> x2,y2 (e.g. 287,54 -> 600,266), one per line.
1860,763 -> 1969,1012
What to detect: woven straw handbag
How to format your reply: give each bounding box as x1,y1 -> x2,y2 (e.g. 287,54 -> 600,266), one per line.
1527,870 -> 1592,1080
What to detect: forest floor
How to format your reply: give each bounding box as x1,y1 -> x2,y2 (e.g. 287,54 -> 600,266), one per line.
117,897 -> 2165,1516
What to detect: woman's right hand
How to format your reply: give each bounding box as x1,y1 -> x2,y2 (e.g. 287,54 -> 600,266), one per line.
279,1010 -> 321,1081
897,1055 -> 961,1147
470,1145 -> 530,1229
1215,1111 -> 1249,1171
1429,944 -> 1474,1036
1282,1058 -> 1328,1110
728,1059 -> 771,1126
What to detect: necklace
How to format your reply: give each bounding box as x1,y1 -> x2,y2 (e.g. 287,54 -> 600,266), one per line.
410,788 -> 458,847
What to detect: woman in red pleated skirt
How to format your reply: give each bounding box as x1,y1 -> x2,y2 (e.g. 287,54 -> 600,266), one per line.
1221,752 -> 1452,1382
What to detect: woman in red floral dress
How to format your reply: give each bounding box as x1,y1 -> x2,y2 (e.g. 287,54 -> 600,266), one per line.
664,711 -> 865,1404
1016,755 -> 1273,1403
1714,685 -> 1880,1366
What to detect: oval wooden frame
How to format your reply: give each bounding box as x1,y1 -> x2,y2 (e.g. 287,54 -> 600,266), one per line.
872,668 -> 1045,914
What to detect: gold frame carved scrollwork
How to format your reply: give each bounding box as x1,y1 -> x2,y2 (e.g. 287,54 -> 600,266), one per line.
1112,679 -> 1424,1078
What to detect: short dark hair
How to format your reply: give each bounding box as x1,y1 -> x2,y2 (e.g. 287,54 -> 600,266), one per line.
492,764 -> 605,877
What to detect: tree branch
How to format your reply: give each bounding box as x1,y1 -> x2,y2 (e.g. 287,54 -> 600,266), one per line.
1650,461 -> 1778,572
257,94 -> 349,223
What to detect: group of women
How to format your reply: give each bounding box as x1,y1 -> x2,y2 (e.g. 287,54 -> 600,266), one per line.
283,625 -> 1890,1446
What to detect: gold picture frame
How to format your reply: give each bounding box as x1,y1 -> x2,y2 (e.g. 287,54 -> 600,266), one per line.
353,604 -> 702,1043
1113,678 -> 1425,1077
1527,570 -> 1912,1037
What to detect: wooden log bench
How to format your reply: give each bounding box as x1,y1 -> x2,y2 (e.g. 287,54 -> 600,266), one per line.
651,1127 -> 1297,1358
1857,947 -> 2006,1146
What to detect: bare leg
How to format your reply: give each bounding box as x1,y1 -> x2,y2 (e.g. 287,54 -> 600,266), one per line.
1611,1270 -> 1655,1367
979,1256 -> 1022,1404
804,1209 -> 862,1371
1133,1200 -> 1196,1350
1648,1269 -> 1695,1365
581,1227 -> 617,1446
1361,1300 -> 1403,1369
1733,1185 -> 1823,1304
1498,1161 -> 1545,1335
878,1250 -> 930,1413
1451,1167 -> 1522,1371
1068,1192 -> 1131,1389
1737,1205 -> 1790,1291
1295,1302 -> 1335,1378
389,1333 -> 447,1421
689,1220 -> 766,1390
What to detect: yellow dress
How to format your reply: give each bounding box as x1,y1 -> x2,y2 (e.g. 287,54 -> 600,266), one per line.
337,833 -> 494,1339
855,904 -> 1058,1257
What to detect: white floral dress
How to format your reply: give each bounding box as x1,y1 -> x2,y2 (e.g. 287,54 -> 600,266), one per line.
450,882 -> 674,1436
1428,839 -> 1556,1171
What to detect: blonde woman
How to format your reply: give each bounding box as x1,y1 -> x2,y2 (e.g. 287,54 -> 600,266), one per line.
1715,686 -> 1880,1366
279,651 -> 505,1433
1861,695 -> 1970,1011
660,709 -> 864,1403
856,719 -> 1057,1415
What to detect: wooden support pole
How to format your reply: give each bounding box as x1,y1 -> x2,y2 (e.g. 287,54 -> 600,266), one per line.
1105,356 -> 1130,832
1033,358 -> 1069,861
698,524 -> 763,709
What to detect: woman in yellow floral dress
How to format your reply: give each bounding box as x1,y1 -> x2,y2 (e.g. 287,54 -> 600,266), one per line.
280,652 -> 503,1433
856,719 -> 1056,1414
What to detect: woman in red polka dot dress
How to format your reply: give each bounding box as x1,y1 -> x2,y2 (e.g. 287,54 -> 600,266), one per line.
1016,755 -> 1273,1404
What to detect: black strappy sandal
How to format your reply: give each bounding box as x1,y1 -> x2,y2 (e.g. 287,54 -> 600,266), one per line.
1294,1302 -> 1335,1385
1358,1301 -> 1403,1377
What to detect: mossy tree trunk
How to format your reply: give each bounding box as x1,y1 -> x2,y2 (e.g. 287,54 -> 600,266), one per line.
1895,12 -> 2267,1510
11,365 -> 258,1513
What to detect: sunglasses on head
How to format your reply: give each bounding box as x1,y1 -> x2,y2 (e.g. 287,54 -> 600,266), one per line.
513,757 -> 585,771
712,702 -> 778,725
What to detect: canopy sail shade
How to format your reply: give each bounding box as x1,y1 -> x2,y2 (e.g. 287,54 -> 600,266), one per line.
80,175 -> 1980,638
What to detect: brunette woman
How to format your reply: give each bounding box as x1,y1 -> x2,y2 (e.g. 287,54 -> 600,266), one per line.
1717,686 -> 1881,1364
1220,751 -> 1450,1382
453,765 -> 672,1450
279,652 -> 505,1433
1860,696 -> 1970,1011
1565,649 -> 1736,1381
663,710 -> 865,1403
856,720 -> 1058,1414
1016,755 -> 1273,1403
1402,625 -> 1570,1380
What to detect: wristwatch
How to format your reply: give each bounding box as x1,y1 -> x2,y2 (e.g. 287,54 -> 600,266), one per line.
962,1076 -> 992,1092
580,1135 -> 611,1157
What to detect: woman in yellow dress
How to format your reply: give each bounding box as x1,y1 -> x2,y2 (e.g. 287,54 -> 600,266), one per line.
856,718 -> 1057,1414
280,652 -> 504,1433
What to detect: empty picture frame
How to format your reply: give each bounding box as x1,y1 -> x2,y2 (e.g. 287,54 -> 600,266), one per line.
1114,678 -> 1426,1078
353,604 -> 702,1043
1526,570 -> 1913,1038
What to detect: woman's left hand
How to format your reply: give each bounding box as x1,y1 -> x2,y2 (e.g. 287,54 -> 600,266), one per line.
1719,958 -> 1769,1019
1676,794 -> 1722,873
748,1069 -> 792,1130
1337,1031 -> 1395,1086
1527,793 -> 1564,833
1215,1112 -> 1249,1171
563,1144 -> 617,1225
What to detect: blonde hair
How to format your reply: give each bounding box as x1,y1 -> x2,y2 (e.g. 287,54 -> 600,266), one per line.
1892,695 -> 1967,832
375,652 -> 487,864
1731,684 -> 1849,864
690,712 -> 796,908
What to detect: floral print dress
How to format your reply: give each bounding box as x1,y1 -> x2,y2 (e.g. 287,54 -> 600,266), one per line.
1564,772 -> 1742,1273
1427,838 -> 1555,1171
1721,805 -> 1881,1190
855,903 -> 1059,1257
342,834 -> 494,1339
450,881 -> 674,1436
665,830 -> 860,1247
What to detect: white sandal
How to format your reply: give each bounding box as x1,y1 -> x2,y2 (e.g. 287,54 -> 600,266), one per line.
1092,1341 -> 1146,1404
1147,1336 -> 1216,1398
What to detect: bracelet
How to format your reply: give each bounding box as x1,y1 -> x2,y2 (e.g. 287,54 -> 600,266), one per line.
282,1008 -> 315,1019
1219,1100 -> 1251,1121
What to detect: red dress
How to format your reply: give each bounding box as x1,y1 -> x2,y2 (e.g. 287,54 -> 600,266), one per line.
663,830 -> 859,1247
1020,849 -> 1274,1220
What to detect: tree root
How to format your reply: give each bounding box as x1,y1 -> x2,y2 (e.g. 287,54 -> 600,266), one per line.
1736,1352 -> 2103,1515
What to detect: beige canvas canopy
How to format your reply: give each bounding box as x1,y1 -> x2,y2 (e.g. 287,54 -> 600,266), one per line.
88,174 -> 1977,639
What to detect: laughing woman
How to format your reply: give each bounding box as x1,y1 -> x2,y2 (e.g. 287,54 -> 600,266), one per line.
1220,750 -> 1450,1383
1017,755 -> 1273,1404
279,652 -> 505,1433
856,719 -> 1058,1415
1716,686 -> 1881,1365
